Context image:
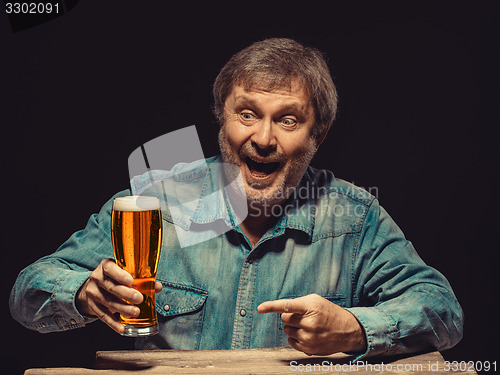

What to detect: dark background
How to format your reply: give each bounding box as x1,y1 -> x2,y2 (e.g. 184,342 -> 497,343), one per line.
1,1 -> 498,374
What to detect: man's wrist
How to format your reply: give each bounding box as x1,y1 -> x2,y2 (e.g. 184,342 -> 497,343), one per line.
350,320 -> 368,353
344,309 -> 368,353
75,278 -> 93,317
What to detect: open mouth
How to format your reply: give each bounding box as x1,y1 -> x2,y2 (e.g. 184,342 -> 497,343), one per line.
245,157 -> 281,179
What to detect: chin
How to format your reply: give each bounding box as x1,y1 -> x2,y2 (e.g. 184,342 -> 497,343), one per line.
244,181 -> 290,206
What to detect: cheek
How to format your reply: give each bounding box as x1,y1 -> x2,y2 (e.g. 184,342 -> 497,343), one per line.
219,125 -> 245,159
225,133 -> 243,154
224,124 -> 250,149
284,141 -> 312,159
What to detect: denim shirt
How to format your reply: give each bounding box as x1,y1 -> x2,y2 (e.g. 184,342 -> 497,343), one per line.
10,156 -> 463,358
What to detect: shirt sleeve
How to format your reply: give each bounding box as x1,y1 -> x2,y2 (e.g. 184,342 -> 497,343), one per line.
345,199 -> 464,359
9,190 -> 131,333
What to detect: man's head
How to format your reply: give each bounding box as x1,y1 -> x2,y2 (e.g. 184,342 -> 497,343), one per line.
214,38 -> 338,141
214,38 -> 337,206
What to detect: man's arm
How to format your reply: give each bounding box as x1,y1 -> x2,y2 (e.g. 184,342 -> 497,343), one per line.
259,199 -> 463,358
9,190 -> 132,332
345,199 -> 463,358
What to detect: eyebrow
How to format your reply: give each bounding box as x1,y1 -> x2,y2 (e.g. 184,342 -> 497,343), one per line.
233,96 -> 259,108
233,95 -> 309,117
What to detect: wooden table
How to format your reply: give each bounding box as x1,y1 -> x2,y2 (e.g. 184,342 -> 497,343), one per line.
24,347 -> 478,374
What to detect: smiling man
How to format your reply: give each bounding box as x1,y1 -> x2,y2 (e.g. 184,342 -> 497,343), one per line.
218,83 -> 318,246
10,38 -> 463,359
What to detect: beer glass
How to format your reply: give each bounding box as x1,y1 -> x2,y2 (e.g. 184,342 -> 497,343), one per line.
111,196 -> 162,336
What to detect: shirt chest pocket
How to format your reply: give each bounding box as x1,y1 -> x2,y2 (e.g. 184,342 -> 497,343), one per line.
155,281 -> 208,350
275,294 -> 346,347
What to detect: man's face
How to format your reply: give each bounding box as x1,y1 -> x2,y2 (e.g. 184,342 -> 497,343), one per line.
219,82 -> 318,206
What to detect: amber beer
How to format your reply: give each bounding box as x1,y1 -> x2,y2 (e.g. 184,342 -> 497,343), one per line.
111,196 -> 162,337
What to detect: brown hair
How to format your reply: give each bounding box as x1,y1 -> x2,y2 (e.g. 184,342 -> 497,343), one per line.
213,38 -> 338,141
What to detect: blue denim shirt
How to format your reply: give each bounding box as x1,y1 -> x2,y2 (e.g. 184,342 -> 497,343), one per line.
10,156 -> 463,358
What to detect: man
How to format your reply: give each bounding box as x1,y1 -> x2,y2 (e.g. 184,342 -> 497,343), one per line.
10,38 -> 463,358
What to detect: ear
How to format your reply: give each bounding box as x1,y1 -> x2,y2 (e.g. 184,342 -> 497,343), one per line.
315,123 -> 331,149
215,106 -> 225,128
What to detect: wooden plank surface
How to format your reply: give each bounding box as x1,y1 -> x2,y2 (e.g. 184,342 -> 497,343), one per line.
24,347 -> 478,374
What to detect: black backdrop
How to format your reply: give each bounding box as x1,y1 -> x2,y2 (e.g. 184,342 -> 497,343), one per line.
1,1 -> 498,374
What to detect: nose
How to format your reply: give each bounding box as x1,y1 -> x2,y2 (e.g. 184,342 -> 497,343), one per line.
250,119 -> 277,152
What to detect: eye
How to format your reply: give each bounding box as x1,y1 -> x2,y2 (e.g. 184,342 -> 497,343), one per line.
280,117 -> 297,128
240,111 -> 257,123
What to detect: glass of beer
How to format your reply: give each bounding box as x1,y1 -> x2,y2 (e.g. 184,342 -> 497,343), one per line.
111,195 -> 162,337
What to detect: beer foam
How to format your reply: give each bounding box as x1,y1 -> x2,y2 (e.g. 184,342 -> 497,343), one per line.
113,196 -> 160,211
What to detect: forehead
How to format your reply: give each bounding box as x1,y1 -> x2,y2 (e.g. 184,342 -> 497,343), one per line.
226,83 -> 313,113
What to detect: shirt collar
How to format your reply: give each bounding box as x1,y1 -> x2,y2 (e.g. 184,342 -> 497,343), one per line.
276,167 -> 316,238
131,155 -> 317,239
193,158 -> 317,239
203,159 -> 317,240
190,156 -> 248,228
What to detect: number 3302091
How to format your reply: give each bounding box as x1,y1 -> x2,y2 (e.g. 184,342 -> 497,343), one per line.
444,361 -> 496,372
5,3 -> 60,14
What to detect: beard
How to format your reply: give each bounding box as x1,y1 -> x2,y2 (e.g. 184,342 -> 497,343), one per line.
218,125 -> 317,206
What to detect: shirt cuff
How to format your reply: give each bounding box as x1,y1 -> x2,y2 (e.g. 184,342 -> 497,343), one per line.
344,306 -> 398,360
51,269 -> 97,331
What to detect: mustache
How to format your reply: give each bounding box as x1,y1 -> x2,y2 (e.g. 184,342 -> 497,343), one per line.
238,143 -> 287,164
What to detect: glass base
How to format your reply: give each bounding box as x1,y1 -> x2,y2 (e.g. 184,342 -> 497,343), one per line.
121,325 -> 158,337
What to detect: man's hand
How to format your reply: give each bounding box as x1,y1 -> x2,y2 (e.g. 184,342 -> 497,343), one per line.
76,258 -> 162,334
257,294 -> 367,356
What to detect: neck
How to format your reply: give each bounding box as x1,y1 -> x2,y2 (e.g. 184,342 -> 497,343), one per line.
240,200 -> 283,247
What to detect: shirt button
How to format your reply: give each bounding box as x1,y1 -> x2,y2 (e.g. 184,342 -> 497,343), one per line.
240,309 -> 247,317
164,304 -> 170,312
70,319 -> 77,325
247,258 -> 253,264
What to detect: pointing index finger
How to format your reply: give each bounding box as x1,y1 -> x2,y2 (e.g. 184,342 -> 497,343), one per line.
257,298 -> 308,315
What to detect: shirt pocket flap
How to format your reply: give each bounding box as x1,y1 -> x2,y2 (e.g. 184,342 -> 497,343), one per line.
155,282 -> 208,317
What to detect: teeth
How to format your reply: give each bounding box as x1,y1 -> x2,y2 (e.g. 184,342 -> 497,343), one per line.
250,158 -> 269,164
248,156 -> 277,164
245,157 -> 280,177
